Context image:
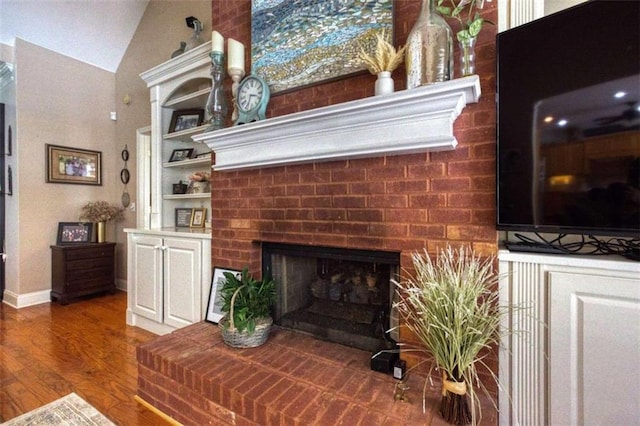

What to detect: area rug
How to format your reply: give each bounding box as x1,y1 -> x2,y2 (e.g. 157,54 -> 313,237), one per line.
1,393 -> 114,425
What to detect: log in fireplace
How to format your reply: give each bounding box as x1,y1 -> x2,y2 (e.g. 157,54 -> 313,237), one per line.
262,242 -> 400,353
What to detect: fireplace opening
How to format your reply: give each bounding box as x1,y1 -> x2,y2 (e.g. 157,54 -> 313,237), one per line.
262,243 -> 400,353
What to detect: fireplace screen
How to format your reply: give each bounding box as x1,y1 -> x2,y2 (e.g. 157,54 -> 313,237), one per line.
262,243 -> 399,353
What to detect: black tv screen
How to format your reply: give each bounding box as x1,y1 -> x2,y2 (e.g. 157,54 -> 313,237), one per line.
497,0 -> 640,238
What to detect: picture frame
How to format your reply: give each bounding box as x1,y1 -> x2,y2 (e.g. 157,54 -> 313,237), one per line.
56,222 -> 93,245
169,148 -> 194,162
251,0 -> 393,93
190,207 -> 207,228
175,208 -> 193,228
206,267 -> 241,323
46,144 -> 102,185
168,109 -> 204,133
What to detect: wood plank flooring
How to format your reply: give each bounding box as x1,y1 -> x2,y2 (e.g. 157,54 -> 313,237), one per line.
0,291 -> 167,425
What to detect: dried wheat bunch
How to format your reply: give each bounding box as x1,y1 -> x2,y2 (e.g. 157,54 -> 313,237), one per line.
359,30 -> 406,74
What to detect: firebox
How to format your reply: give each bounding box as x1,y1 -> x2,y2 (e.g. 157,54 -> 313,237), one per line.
262,242 -> 400,353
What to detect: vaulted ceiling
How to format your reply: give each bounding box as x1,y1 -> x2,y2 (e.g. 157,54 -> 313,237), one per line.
0,0 -> 149,72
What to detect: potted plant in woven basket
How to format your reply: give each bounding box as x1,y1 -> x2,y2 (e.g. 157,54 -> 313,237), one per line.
219,267 -> 276,348
393,245 -> 509,425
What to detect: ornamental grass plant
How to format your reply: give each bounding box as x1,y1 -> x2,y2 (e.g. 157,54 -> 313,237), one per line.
359,29 -> 407,74
392,245 -> 506,425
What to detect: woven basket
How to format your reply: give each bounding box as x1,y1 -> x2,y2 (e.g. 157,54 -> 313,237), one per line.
219,285 -> 272,348
219,316 -> 272,348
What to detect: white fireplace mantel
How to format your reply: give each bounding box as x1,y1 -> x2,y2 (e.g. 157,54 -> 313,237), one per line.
193,75 -> 481,171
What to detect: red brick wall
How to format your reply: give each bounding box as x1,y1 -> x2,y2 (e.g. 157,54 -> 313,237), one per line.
212,0 -> 499,371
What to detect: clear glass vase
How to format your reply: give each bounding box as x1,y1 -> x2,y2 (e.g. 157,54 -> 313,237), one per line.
405,0 -> 453,88
458,37 -> 477,77
205,52 -> 228,132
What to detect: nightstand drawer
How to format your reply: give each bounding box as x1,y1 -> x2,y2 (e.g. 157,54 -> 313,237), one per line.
50,242 -> 116,305
64,246 -> 114,261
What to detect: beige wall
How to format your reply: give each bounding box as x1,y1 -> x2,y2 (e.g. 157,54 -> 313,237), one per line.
4,0 -> 211,303
114,0 -> 211,282
11,39 -> 117,295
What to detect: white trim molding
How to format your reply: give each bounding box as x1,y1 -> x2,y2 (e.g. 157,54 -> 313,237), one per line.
2,289 -> 50,308
194,75 -> 481,171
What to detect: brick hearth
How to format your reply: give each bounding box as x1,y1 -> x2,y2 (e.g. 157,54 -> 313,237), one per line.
137,323 -> 497,425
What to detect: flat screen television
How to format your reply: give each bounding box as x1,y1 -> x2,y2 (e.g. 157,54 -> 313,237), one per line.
496,0 -> 640,239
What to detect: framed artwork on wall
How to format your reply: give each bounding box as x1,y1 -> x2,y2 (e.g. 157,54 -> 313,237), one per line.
251,0 -> 394,94
46,144 -> 102,185
206,267 -> 241,323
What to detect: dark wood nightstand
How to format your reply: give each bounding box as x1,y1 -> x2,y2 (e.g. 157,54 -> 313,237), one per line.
50,243 -> 116,304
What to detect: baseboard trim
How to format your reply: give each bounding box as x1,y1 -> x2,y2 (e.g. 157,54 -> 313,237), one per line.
2,288 -> 127,309
2,289 -> 50,308
133,395 -> 182,426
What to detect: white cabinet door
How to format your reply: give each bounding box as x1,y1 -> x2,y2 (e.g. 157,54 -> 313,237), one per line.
163,237 -> 202,329
129,234 -> 163,323
550,271 -> 640,426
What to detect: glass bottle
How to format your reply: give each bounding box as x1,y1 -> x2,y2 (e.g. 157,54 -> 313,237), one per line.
405,0 -> 453,88
204,52 -> 228,132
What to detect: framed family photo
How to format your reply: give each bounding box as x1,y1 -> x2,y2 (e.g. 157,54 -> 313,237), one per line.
206,267 -> 240,323
56,222 -> 93,245
168,109 -> 204,133
169,148 -> 194,162
46,144 -> 102,185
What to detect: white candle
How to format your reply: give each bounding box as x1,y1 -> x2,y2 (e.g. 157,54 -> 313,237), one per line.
227,38 -> 245,72
211,31 -> 224,53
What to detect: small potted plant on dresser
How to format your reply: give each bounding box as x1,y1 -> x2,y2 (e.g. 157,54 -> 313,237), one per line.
219,267 -> 276,348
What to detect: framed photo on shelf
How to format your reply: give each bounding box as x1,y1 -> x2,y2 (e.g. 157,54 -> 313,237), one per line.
168,109 -> 204,133
168,148 -> 194,162
175,208 -> 193,228
46,144 -> 102,185
190,208 -> 207,228
56,222 -> 93,245
206,267 -> 241,323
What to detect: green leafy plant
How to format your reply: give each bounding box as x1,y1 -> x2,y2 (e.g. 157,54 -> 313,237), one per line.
220,267 -> 276,334
437,0 -> 492,42
393,245 -> 507,425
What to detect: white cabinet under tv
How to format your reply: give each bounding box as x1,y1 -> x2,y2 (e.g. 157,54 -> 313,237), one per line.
498,251 -> 640,425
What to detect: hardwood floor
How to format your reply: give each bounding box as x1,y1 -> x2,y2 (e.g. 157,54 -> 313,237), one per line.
0,291 -> 168,425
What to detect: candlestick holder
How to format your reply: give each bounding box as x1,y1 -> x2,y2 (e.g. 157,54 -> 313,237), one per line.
228,67 -> 245,122
204,51 -> 228,132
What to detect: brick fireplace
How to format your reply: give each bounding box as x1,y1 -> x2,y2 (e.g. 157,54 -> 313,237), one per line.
198,68 -> 497,368
262,242 -> 400,353
207,7 -> 500,362
139,0 -> 497,424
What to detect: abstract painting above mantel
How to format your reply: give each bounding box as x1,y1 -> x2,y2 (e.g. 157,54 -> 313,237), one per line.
251,0 -> 394,94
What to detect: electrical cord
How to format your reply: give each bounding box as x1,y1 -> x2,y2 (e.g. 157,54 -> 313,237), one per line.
507,232 -> 640,258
